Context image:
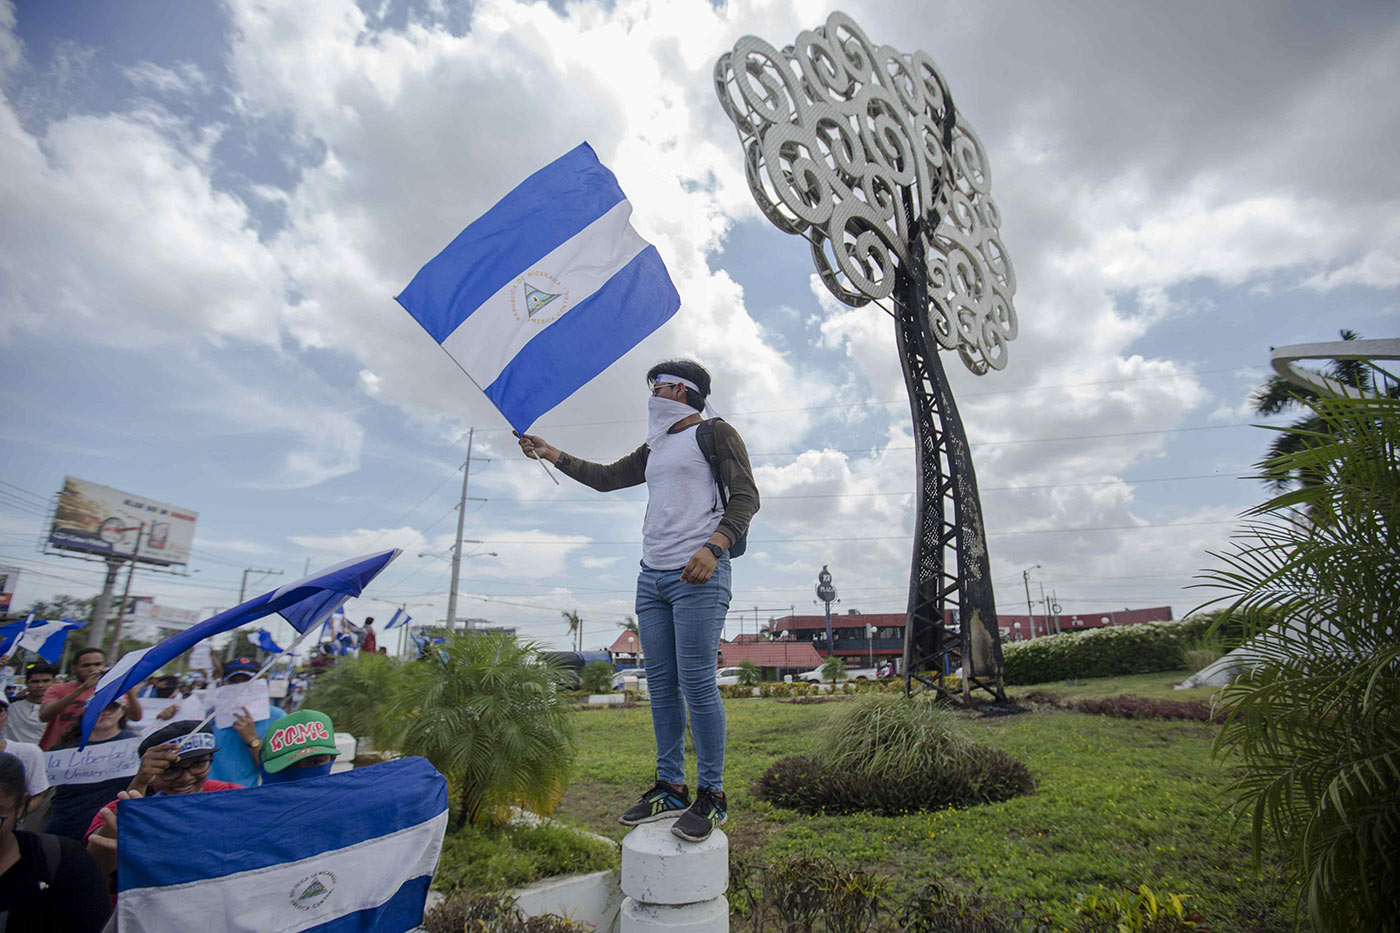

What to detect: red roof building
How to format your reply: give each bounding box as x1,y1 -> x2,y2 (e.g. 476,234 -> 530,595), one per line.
717,641 -> 823,674
606,630 -> 642,666
766,606 -> 1175,663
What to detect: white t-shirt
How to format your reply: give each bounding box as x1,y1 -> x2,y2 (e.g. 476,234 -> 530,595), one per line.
3,698 -> 46,745
642,425 -> 724,570
0,740 -> 50,796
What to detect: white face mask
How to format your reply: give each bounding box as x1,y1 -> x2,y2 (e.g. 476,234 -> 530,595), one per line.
647,396 -> 699,447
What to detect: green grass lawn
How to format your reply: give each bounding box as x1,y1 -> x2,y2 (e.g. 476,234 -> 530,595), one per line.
1006,669 -> 1222,702
555,682 -> 1295,931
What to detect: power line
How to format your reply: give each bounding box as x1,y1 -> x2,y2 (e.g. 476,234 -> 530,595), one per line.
473,366 -> 1261,433
467,471 -> 1247,503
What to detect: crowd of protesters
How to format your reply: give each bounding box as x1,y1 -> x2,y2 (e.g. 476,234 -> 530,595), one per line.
0,619 -> 382,929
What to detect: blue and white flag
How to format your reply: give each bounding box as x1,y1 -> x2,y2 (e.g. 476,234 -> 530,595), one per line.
117,756 -> 448,932
80,550 -> 400,746
396,142 -> 682,432
253,628 -> 284,653
0,616 -> 29,656
16,617 -> 83,663
385,608 -> 411,630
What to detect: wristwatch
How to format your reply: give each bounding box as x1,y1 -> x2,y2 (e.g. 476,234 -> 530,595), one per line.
704,543 -> 724,559
247,738 -> 263,752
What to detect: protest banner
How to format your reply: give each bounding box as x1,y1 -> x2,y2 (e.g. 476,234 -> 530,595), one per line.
213,678 -> 270,728
45,736 -> 143,786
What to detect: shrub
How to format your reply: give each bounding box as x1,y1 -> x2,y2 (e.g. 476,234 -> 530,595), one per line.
760,683 -> 791,698
578,660 -> 613,694
820,655 -> 847,683
1001,618 -> 1215,685
1072,695 -> 1222,723
388,632 -> 575,828
753,696 -> 1035,815
306,651 -> 403,748
432,820 -> 616,895
1072,884 -> 1200,932
422,892 -> 590,933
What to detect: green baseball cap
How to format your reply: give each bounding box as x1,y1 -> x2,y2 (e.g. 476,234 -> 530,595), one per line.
261,710 -> 339,774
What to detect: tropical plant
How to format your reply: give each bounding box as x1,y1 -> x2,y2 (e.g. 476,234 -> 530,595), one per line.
387,631 -> 576,828
820,655 -> 846,684
1250,329 -> 1399,490
1198,369 -> 1400,931
755,695 -> 1035,815
617,615 -> 638,634
561,609 -> 581,652
305,650 -> 403,748
578,660 -> 613,694
736,659 -> 762,686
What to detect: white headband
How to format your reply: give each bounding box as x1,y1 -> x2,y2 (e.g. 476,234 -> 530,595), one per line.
653,373 -> 701,396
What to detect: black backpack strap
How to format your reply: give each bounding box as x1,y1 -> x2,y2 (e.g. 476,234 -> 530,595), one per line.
696,418 -> 728,508
38,831 -> 62,885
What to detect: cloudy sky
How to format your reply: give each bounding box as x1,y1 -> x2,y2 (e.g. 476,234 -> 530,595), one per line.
1,0 -> 1395,654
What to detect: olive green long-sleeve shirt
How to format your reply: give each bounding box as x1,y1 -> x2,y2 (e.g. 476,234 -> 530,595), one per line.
554,419 -> 760,550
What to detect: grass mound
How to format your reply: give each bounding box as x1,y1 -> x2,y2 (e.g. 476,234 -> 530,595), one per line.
753,696 -> 1035,815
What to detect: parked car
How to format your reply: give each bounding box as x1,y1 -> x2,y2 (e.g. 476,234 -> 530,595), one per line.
612,667 -> 648,691
796,665 -> 880,682
715,666 -> 745,686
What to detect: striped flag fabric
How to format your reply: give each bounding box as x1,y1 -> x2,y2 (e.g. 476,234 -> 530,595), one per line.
117,756 -> 448,931
395,142 -> 681,432
253,628 -> 284,653
81,550 -> 400,747
15,617 -> 83,663
385,608 -> 411,630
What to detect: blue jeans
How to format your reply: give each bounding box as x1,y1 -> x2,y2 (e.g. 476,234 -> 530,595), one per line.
636,556 -> 732,791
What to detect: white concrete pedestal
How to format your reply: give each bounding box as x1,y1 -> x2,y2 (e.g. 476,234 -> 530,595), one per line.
620,821 -> 728,932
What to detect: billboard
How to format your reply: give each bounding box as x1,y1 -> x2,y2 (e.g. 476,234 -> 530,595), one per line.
48,477 -> 198,566
0,563 -> 18,614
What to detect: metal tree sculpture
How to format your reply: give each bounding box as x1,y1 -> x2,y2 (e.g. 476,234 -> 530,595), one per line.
715,12 -> 1017,702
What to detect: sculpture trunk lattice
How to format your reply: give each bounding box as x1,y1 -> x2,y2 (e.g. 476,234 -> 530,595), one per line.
715,11 -> 1016,702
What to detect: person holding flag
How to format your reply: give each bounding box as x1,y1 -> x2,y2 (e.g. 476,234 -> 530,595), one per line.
516,360 -> 759,843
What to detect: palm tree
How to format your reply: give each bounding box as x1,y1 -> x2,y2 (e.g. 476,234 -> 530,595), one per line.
617,615 -> 639,635
562,609 -> 581,652
1199,370 -> 1400,930
736,659 -> 762,687
1250,330 -> 1398,489
387,631 -> 575,828
819,655 -> 846,686
579,660 -> 613,694
306,651 -> 402,748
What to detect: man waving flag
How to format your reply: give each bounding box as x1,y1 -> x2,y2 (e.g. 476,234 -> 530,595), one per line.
395,142 -> 681,432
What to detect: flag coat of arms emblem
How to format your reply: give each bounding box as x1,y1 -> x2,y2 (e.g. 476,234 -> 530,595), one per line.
116,756 -> 447,931
395,142 -> 682,432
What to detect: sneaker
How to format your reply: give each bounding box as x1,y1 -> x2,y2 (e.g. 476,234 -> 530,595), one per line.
671,787 -> 727,842
618,781 -> 691,826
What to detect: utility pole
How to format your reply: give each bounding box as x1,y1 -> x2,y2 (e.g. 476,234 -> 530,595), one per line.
87,560 -> 123,650
89,522 -> 143,651
240,567 -> 283,603
104,522 -> 145,657
446,428 -> 474,632
1022,565 -> 1040,640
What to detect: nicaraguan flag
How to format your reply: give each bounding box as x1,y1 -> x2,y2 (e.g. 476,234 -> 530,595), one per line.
396,142 -> 681,432
117,756 -> 448,932
0,616 -> 29,656
16,617 -> 83,663
385,608 -> 411,630
81,550 -> 400,747
253,628 -> 284,653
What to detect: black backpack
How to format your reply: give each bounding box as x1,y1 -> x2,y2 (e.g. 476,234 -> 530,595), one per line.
696,418 -> 747,558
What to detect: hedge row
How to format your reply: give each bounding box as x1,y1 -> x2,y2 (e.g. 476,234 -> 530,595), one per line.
1000,617 -> 1213,685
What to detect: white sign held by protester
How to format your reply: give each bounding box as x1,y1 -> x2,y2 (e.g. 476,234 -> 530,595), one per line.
45,737 -> 143,786
213,678 -> 270,728
187,640 -> 213,673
